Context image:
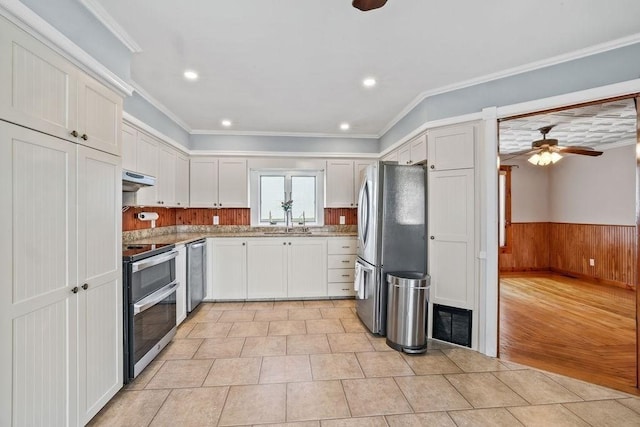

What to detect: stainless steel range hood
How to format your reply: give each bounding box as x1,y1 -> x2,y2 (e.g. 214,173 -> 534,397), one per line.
122,170 -> 156,192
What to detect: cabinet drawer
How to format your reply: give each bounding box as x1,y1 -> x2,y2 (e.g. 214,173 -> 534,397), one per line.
328,282 -> 356,297
328,254 -> 356,269
328,239 -> 357,254
328,269 -> 354,283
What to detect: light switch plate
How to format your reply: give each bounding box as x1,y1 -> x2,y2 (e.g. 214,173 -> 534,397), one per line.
213,215 -> 219,225
339,215 -> 346,225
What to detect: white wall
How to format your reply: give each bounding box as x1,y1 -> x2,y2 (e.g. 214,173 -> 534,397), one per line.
508,158 -> 551,222
549,144 -> 636,225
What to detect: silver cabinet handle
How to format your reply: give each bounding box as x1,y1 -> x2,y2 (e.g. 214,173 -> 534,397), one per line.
131,250 -> 178,273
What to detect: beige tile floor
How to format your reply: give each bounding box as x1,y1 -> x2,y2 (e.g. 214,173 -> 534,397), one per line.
90,300 -> 640,427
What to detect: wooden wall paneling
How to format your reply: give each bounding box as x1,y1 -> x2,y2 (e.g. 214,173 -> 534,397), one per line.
122,207 -> 176,231
174,208 -> 251,226
550,223 -> 636,289
499,222 -> 550,271
324,208 -> 357,225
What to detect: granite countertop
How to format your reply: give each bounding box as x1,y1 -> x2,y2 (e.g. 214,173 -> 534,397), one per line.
124,225 -> 357,246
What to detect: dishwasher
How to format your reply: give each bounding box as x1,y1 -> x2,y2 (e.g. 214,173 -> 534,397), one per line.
187,239 -> 207,312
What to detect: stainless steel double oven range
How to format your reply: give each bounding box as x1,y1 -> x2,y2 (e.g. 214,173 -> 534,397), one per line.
122,243 -> 178,383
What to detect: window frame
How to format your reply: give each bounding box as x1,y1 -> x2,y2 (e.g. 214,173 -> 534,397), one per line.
499,165 -> 512,254
250,169 -> 325,227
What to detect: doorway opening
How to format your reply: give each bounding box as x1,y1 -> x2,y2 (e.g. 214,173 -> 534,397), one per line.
497,97 -> 639,393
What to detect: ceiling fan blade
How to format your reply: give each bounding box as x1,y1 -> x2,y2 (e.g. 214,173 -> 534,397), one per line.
500,148 -> 540,160
558,146 -> 603,156
352,0 -> 388,11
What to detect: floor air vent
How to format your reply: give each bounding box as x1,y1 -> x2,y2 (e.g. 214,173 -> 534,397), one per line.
433,304 -> 472,347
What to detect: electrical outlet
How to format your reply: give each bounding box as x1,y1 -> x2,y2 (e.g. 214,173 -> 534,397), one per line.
589,258 -> 595,267
213,215 -> 219,225
339,215 -> 346,225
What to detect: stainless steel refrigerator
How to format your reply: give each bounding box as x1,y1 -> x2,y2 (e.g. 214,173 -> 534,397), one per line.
355,161 -> 427,335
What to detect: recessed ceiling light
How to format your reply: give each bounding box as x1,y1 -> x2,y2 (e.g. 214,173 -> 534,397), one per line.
221,119 -> 232,127
183,70 -> 198,80
362,77 -> 376,88
340,123 -> 350,131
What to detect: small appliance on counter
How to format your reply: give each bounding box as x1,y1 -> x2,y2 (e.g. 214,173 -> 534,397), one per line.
122,243 -> 177,383
354,161 -> 427,336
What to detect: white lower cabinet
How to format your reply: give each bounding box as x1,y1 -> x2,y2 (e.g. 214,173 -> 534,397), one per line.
247,239 -> 289,298
246,238 -> 328,299
0,121 -> 122,426
210,238 -> 248,300
176,244 -> 187,324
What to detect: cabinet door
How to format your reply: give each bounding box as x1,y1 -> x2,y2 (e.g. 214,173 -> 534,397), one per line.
288,239 -> 327,298
381,150 -> 398,162
326,160 -> 355,207
247,239 -> 287,298
76,146 -> 122,423
176,245 -> 188,324
135,133 -> 159,206
77,73 -> 122,156
428,169 -> 475,310
0,16 -> 78,142
212,239 -> 248,299
218,158 -> 248,207
190,157 -> 219,207
175,153 -> 190,207
428,124 -> 475,171
157,144 -> 176,206
121,123 -> 137,172
410,134 -> 427,164
354,160 -> 371,207
397,144 -> 411,165
0,122 -> 78,427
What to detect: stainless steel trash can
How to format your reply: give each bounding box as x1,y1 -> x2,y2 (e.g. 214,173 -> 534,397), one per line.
386,272 -> 430,354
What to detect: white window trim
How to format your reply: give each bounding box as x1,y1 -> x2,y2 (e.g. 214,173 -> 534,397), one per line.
250,169 -> 325,227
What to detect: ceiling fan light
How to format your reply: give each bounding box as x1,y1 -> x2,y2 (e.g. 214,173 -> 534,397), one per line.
539,151 -> 552,166
550,152 -> 563,163
528,153 -> 541,165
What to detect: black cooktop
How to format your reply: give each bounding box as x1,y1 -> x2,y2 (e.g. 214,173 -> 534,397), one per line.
122,243 -> 175,262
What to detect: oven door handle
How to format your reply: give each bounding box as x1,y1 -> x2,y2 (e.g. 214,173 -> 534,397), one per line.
131,250 -> 178,273
133,280 -> 179,315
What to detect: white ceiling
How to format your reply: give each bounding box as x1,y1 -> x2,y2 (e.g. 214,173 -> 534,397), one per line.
91,0 -> 640,137
499,98 -> 637,155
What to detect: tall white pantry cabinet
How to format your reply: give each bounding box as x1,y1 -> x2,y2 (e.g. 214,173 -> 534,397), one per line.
0,16 -> 123,427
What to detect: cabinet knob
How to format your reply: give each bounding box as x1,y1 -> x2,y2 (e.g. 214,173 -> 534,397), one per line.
81,134 -> 88,141
70,130 -> 79,137
177,202 -> 181,206
283,242 -> 286,245
242,242 -> 246,246
350,203 -> 353,206
213,203 -> 217,207
430,165 -> 435,169
430,236 -> 435,240
219,203 -> 222,207
82,283 -> 89,290
407,161 -> 411,164
288,242 -> 291,245
71,286 -> 79,294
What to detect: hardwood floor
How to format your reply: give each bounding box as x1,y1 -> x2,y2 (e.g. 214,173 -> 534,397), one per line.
499,272 -> 638,394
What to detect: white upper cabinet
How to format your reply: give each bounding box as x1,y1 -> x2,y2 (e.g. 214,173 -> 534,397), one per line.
190,157 -> 219,207
175,153 -> 190,207
326,160 -> 355,208
326,159 -> 372,208
121,123 -> 137,172
219,158 -> 248,207
397,134 -> 427,165
381,150 -> 398,162
0,17 -> 121,156
156,144 -> 177,206
190,157 -> 248,208
427,124 -> 475,171
134,132 -> 159,206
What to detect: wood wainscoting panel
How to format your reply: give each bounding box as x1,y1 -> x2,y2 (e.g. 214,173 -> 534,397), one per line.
499,222 -> 550,271
324,208 -> 357,225
122,207 -> 176,231
549,223 -> 636,289
176,208 -> 250,226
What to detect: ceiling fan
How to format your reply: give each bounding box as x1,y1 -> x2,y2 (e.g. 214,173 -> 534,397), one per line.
512,125 -> 603,166
352,0 -> 388,11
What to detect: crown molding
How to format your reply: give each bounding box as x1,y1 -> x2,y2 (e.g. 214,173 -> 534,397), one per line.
123,111 -> 190,154
189,150 -> 380,159
191,129 -> 378,139
378,32 -> 640,138
0,0 -> 133,96
130,81 -> 193,132
78,0 -> 142,53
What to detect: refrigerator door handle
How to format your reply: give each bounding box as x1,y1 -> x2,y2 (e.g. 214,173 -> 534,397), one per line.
357,179 -> 370,249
